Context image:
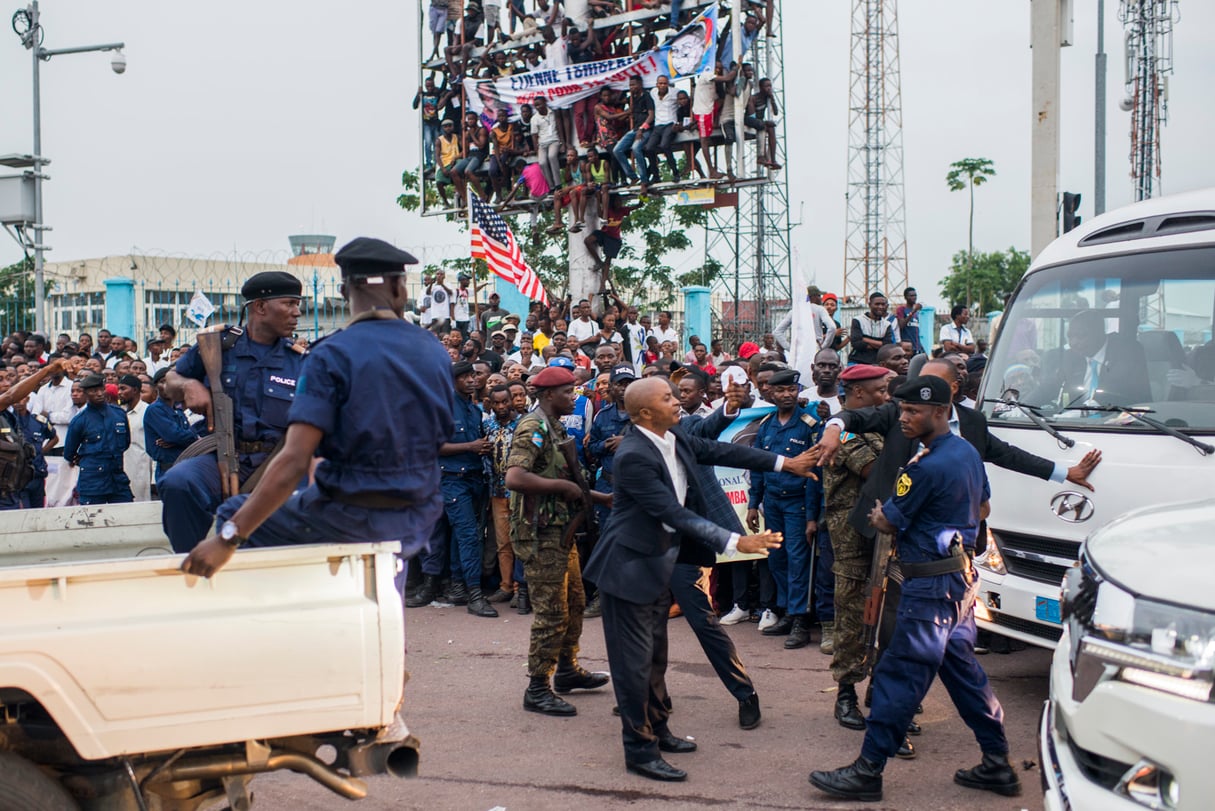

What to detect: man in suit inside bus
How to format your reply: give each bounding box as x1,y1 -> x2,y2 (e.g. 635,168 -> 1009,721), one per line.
1034,308 -> 1151,408
584,377 -> 818,782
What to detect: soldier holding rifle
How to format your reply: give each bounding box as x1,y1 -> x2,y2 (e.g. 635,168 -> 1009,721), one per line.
160,272 -> 306,553
505,364 -> 612,718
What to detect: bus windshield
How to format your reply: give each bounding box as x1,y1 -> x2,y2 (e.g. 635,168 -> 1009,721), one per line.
981,246 -> 1215,433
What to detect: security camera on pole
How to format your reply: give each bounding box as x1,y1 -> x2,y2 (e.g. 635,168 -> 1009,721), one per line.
9,1 -> 126,334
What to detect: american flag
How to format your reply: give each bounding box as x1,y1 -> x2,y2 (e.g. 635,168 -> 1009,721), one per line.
469,195 -> 549,305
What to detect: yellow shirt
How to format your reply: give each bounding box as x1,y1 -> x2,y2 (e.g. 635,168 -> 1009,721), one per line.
437,134 -> 461,169
532,332 -> 551,352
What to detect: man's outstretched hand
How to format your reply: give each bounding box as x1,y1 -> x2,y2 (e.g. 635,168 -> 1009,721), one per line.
181,536 -> 235,578
1066,449 -> 1103,491
738,530 -> 782,556
782,448 -> 821,479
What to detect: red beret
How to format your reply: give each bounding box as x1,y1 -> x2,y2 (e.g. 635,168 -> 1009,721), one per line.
839,364 -> 891,382
738,341 -> 761,359
529,366 -> 577,389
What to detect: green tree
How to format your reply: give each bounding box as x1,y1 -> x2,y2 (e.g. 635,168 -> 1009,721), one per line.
0,257 -> 39,334
946,157 -> 997,308
938,246 -> 1029,315
397,169 -> 719,310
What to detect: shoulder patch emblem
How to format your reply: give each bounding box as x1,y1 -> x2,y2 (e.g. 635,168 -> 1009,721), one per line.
895,473 -> 912,497
531,430 -> 545,448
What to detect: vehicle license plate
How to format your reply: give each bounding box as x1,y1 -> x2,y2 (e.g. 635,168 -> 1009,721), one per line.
1035,597 -> 1062,624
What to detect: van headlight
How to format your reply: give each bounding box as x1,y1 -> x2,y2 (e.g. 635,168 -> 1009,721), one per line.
974,528 -> 1006,575
1074,578 -> 1215,702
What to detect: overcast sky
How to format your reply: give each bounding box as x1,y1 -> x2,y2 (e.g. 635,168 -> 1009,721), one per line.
2,1 -> 1213,307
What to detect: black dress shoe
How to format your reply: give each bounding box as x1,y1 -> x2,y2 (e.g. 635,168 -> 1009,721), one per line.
761,614 -> 794,636
657,732 -> 697,754
809,756 -> 883,802
627,758 -> 687,782
954,752 -> 1022,796
834,691 -> 866,730
906,720 -> 922,736
896,736 -> 916,760
738,693 -> 761,730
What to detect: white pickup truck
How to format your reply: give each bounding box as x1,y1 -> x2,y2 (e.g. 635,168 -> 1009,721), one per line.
0,502 -> 416,810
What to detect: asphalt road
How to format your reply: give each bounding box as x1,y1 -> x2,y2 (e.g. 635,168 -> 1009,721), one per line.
256,603 -> 1051,811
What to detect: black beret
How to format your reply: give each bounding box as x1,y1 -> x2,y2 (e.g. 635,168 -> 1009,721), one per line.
452,360 -> 475,378
78,372 -> 105,389
894,375 -> 952,406
334,237 -> 419,278
152,367 -> 171,385
966,355 -> 988,376
241,271 -> 302,303
768,369 -> 800,387
119,374 -> 142,389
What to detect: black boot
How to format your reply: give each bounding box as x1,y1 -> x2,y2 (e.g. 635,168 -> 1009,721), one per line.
954,752 -> 1022,796
834,683 -> 866,730
446,580 -> 469,606
523,676 -> 577,716
762,613 -> 794,636
784,615 -> 812,649
404,574 -> 440,608
809,755 -> 883,802
516,583 -> 532,614
466,587 -> 499,618
553,656 -> 609,693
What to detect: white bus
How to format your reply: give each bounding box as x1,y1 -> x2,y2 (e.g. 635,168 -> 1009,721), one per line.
974,188 -> 1215,648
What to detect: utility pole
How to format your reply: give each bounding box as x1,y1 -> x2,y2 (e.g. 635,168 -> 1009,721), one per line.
1095,0 -> 1107,216
1030,0 -> 1063,258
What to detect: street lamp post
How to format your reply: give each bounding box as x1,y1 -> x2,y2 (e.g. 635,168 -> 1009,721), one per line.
12,0 -> 124,334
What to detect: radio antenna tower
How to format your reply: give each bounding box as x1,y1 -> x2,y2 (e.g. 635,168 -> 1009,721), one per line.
1119,0 -> 1178,201
842,0 -> 908,302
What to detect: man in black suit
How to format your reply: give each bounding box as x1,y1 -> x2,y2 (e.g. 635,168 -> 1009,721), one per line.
1033,308 -> 1152,407
584,378 -> 818,782
818,359 -> 1103,548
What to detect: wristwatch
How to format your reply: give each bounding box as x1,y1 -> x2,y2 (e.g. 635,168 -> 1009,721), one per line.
219,520 -> 247,548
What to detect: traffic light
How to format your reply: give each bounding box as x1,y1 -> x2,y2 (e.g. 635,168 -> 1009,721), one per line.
1062,192 -> 1082,233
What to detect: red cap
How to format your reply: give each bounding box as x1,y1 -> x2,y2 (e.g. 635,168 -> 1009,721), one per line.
738,341 -> 761,359
529,366 -> 578,389
822,292 -> 838,303
838,364 -> 891,382
104,383 -> 119,398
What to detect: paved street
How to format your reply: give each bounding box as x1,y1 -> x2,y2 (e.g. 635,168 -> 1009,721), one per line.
257,603 -> 1050,811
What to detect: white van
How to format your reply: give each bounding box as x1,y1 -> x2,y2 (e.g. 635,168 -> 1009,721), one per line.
973,187 -> 1215,648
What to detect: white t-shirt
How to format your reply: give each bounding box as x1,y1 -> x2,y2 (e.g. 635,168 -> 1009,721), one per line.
939,322 -> 974,347
424,283 -> 452,325
653,325 -> 679,347
453,286 -> 471,322
652,88 -> 679,126
568,317 -> 599,343
693,73 -> 717,116
530,110 -> 560,147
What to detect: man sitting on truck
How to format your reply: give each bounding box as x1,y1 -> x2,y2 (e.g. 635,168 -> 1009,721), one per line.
158,272 -> 307,552
182,237 -> 455,578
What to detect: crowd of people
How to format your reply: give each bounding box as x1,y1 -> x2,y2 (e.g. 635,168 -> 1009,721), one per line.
416,0 -> 782,224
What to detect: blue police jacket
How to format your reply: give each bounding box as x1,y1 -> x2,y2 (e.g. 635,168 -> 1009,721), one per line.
748,403 -> 823,519
880,430 -> 989,601
289,317 -> 455,514
63,402 -> 131,497
441,394 -> 486,476
11,409 -> 53,478
143,399 -> 201,478
587,402 -> 630,481
174,329 -> 305,457
560,393 -> 592,465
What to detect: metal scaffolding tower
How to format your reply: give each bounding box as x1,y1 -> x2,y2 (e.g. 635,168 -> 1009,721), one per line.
705,1 -> 792,346
842,0 -> 908,303
1119,0 -> 1178,202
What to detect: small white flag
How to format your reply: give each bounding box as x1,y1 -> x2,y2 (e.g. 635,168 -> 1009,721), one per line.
186,290 -> 216,327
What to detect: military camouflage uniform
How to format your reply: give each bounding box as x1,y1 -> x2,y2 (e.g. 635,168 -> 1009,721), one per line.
507,409 -> 586,678
822,431 -> 884,686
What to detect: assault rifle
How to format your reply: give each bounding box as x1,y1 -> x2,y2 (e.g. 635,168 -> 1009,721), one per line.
196,325 -> 240,499
557,436 -> 598,549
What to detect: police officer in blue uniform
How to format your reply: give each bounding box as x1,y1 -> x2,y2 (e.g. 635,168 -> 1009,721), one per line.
160,271 -> 307,552
143,367 -> 203,483
62,373 -> 134,505
181,237 -> 455,578
11,396 -> 56,508
587,364 -> 637,530
431,360 -> 497,618
745,369 -> 823,649
810,376 -> 1020,802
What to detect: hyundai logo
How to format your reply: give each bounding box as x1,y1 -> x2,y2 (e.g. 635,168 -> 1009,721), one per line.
1050,491 -> 1095,523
